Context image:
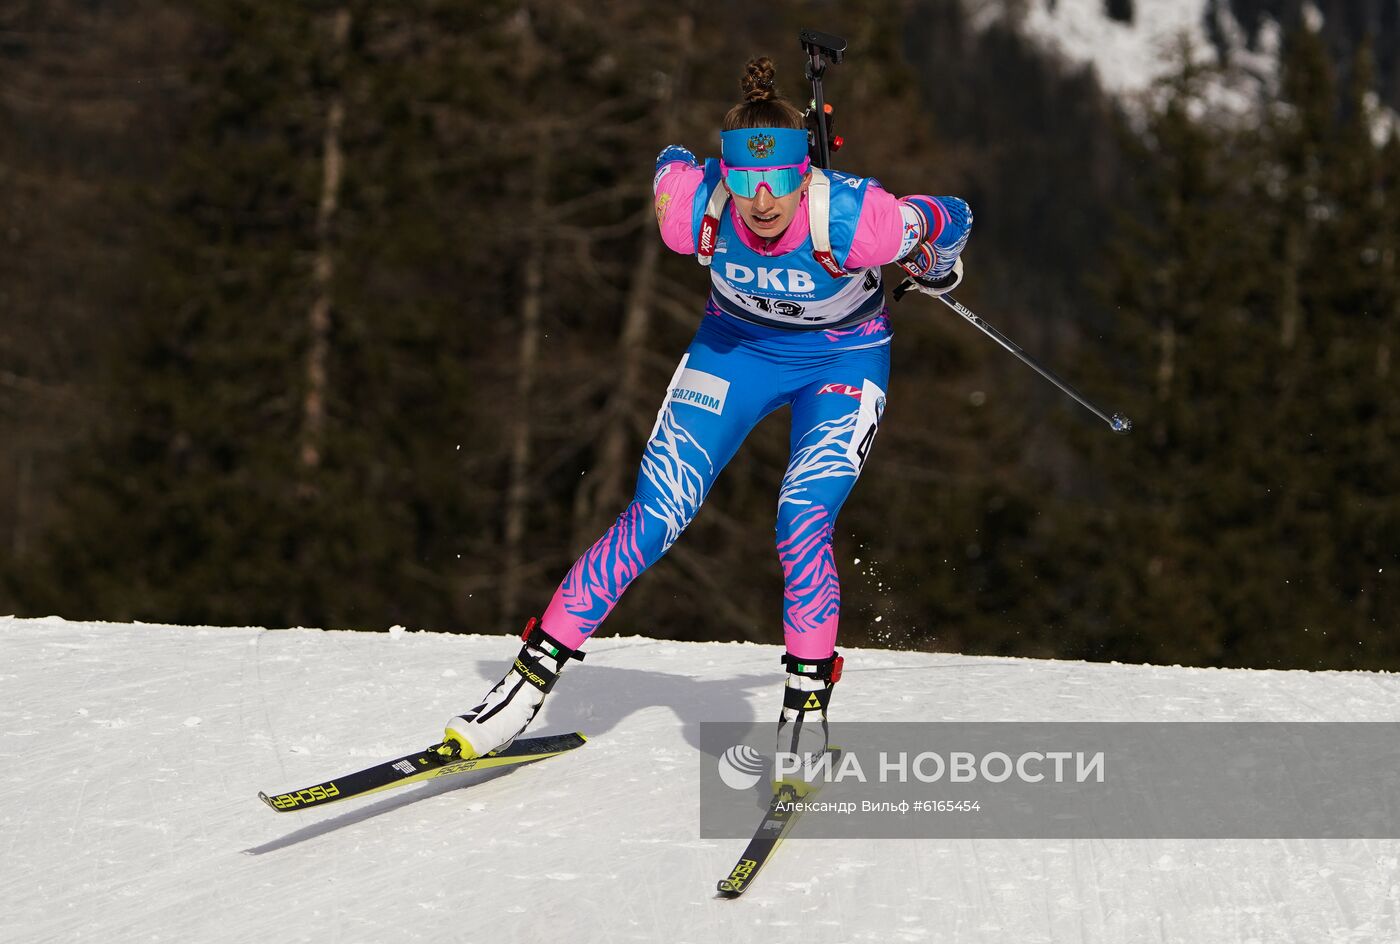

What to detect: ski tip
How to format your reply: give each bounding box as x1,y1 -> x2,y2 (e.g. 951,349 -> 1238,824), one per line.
715,881 -> 743,899
575,731 -> 589,744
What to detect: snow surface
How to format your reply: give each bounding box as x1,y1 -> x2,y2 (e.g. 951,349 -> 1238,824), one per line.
979,0 -> 1397,139
3,615 -> 1400,943
1006,0 -> 1275,112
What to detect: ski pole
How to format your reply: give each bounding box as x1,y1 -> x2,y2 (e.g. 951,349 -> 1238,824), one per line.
893,279 -> 1132,434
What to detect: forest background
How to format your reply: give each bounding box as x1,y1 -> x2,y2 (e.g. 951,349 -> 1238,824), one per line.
2,0 -> 1397,670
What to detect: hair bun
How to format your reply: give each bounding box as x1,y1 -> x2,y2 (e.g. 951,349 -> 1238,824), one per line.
740,56 -> 779,103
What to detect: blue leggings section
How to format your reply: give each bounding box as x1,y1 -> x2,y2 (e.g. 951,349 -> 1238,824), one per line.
542,306 -> 891,658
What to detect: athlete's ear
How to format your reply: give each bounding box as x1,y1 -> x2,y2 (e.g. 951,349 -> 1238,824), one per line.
800,171 -> 812,194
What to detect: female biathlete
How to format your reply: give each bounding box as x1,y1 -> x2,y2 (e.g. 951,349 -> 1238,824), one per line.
442,57 -> 971,766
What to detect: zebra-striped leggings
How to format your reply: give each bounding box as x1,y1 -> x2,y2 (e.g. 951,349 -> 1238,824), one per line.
540,302 -> 891,660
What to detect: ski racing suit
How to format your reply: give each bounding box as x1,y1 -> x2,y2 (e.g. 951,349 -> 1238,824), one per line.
538,145 -> 971,662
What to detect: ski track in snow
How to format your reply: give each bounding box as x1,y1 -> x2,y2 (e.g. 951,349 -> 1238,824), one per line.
2,615 -> 1399,943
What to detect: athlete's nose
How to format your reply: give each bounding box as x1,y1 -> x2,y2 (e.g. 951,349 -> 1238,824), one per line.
752,187 -> 775,212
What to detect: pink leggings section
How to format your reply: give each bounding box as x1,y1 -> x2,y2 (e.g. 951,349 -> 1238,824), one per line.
540,499 -> 841,660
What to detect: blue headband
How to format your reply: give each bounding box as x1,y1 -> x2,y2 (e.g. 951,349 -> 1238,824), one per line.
719,127 -> 809,169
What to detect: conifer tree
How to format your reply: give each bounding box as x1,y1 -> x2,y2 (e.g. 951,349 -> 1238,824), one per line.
18,2 -> 514,628
1078,50 -> 1266,664
1084,21 -> 1400,668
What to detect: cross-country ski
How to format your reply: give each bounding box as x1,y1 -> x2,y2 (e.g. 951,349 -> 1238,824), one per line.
258,732 -> 587,813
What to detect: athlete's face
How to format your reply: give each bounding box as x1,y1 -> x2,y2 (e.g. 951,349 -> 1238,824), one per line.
727,172 -> 810,240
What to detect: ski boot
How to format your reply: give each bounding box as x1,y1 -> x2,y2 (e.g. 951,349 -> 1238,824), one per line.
442,617 -> 584,760
773,651 -> 843,796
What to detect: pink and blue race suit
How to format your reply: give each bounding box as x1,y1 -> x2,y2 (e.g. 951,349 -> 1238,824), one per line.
539,145 -> 971,660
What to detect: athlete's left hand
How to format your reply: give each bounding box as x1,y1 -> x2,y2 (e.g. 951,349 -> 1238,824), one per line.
897,256 -> 962,300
